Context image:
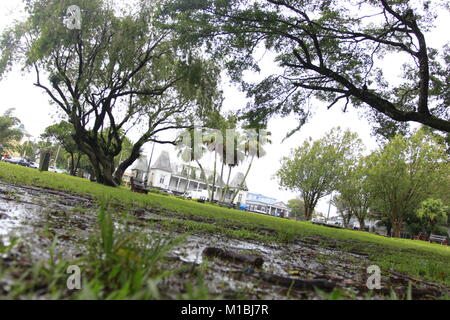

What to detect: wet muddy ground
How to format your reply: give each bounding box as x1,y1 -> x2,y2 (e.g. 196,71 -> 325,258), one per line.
0,181 -> 448,299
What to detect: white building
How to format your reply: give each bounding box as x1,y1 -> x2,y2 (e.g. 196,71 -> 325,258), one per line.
245,193 -> 290,218
147,151 -> 248,205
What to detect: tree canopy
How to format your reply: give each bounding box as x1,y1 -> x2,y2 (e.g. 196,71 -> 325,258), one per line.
366,129 -> 449,237
416,198 -> 449,232
0,108 -> 24,153
287,197 -> 306,220
334,158 -> 372,230
165,0 -> 450,135
277,127 -> 363,220
0,0 -> 222,186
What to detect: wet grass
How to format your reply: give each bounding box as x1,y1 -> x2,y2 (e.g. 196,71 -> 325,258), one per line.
0,198 -> 213,299
1,162 -> 449,287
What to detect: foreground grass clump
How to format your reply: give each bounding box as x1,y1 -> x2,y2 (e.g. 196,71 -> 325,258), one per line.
0,198 -> 211,299
0,162 -> 449,286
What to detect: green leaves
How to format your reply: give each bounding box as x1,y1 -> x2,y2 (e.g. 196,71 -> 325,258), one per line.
277,127 -> 363,220
166,0 -> 450,133
1,0 -> 225,186
417,198 -> 448,227
365,129 -> 449,236
0,108 -> 25,152
335,158 -> 372,228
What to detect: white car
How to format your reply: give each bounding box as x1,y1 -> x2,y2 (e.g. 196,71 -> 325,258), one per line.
327,220 -> 343,227
28,162 -> 38,169
49,167 -> 67,174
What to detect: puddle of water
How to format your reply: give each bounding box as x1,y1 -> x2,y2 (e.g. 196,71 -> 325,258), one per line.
0,183 -> 96,260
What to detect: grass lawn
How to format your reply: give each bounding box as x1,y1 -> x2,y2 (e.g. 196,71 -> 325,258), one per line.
0,161 -> 449,288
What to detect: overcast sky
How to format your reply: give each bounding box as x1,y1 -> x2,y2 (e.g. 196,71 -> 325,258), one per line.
0,1 -> 448,217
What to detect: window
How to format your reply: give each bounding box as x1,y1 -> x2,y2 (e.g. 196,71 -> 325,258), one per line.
159,176 -> 165,184
238,194 -> 242,202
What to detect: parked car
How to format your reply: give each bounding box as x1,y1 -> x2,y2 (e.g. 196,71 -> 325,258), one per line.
28,162 -> 38,169
326,220 -> 343,227
312,218 -> 325,224
182,192 -> 192,200
184,190 -> 210,201
2,157 -> 31,167
49,167 -> 68,174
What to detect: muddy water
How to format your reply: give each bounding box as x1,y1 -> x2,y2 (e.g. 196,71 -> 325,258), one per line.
0,182 -> 447,299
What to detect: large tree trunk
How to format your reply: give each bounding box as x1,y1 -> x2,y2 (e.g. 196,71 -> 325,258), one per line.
113,131 -> 154,185
95,154 -> 116,186
358,217 -> 366,231
71,124 -> 119,187
76,140 -> 117,186
304,205 -> 314,221
74,153 -> 81,175
113,140 -> 144,185
391,219 -> 402,238
91,157 -> 116,186
386,220 -> 392,237
69,152 -> 76,176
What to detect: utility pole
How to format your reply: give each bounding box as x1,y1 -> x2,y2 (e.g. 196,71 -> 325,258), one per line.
53,144 -> 61,168
145,140 -> 156,186
326,192 -> 333,222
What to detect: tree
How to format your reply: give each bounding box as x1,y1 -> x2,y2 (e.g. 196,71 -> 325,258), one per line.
230,126 -> 271,203
114,135 -> 134,173
0,108 -> 24,153
332,195 -> 353,229
219,120 -> 246,202
176,127 -> 212,199
417,198 -> 448,233
277,127 -> 363,221
202,111 -> 230,202
166,0 -> 450,133
16,140 -> 39,161
366,129 -> 449,237
41,121 -> 81,175
287,198 -> 306,220
1,0 -> 221,186
335,159 -> 372,230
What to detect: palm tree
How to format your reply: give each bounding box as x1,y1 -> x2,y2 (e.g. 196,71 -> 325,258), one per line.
204,128 -> 223,202
202,112 -> 236,202
175,128 -> 211,198
220,130 -> 246,202
0,108 -> 24,153
230,129 -> 271,203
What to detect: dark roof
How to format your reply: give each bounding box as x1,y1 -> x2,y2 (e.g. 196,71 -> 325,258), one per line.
151,151 -> 172,172
230,172 -> 248,190
132,156 -> 148,172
